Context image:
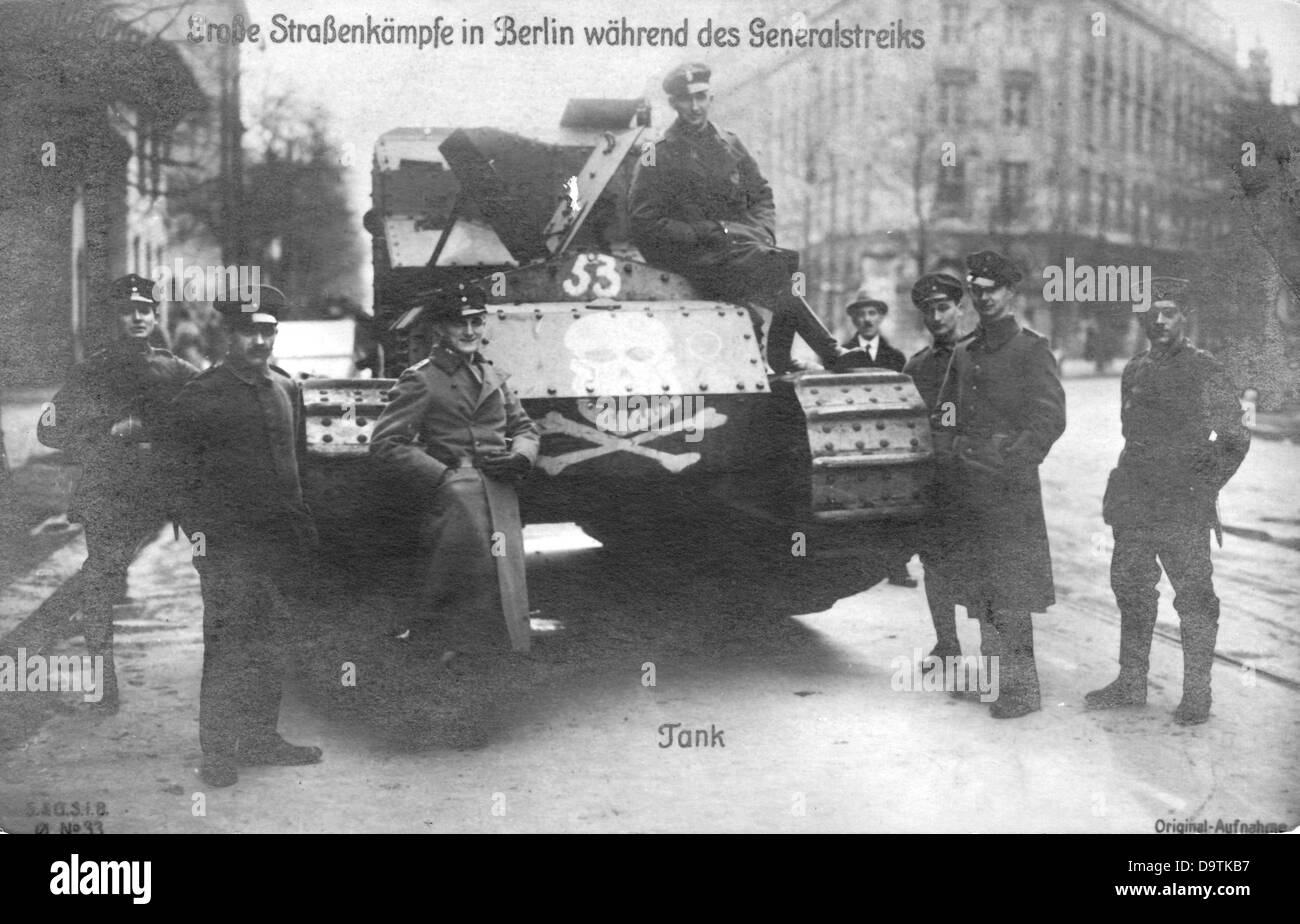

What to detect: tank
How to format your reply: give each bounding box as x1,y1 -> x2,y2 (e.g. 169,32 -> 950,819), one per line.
304,100 -> 934,605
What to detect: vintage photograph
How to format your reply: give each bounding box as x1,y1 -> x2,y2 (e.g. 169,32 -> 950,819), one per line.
0,0 -> 1297,835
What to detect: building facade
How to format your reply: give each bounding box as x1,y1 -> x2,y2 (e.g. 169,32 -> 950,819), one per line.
712,0 -> 1256,360
0,0 -> 242,479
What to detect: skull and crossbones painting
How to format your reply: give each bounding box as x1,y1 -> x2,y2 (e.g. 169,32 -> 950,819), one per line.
564,313 -> 683,396
541,313 -> 727,474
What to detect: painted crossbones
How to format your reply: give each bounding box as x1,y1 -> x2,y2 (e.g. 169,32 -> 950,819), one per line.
538,407 -> 726,474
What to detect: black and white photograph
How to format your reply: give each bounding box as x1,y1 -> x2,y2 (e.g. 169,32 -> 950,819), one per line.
1,0 -> 1298,842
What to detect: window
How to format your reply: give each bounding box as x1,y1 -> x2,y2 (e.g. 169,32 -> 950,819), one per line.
1078,168 -> 1092,222
1101,51 -> 1115,146
998,161 -> 1029,219
1098,175 -> 1110,229
937,160 -> 966,207
941,0 -> 968,43
1116,177 -> 1126,229
1134,54 -> 1146,152
1003,75 -> 1032,128
1007,2 -> 1033,45
1081,52 -> 1096,140
938,76 -> 969,127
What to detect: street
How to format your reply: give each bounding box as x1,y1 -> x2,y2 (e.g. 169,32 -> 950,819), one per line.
1,374 -> 1297,833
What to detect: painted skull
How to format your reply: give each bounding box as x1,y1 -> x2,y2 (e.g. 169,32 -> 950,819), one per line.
565,313 -> 681,395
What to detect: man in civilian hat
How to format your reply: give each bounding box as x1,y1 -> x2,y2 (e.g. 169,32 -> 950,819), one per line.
841,297 -> 907,372
21,274 -> 198,712
1087,277 -> 1249,725
370,283 -> 540,673
932,251 -> 1066,718
838,296 -> 914,584
905,273 -> 969,666
164,284 -> 322,787
628,62 -> 864,374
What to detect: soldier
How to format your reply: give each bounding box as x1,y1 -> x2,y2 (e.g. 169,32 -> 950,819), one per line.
905,273 -> 968,664
1086,277 -> 1249,725
933,251 -> 1066,718
628,62 -> 863,374
369,283 -> 540,663
22,274 -> 199,712
165,285 -> 323,787
841,297 -> 906,372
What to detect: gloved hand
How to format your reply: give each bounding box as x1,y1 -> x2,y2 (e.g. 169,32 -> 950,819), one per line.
479,450 -> 531,483
953,434 -> 1009,477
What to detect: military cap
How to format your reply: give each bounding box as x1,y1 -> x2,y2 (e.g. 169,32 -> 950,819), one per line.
106,273 -> 159,306
427,283 -> 487,323
214,284 -> 289,327
910,273 -> 964,308
1151,276 -> 1190,310
965,250 -> 1022,288
845,297 -> 889,316
663,62 -> 711,97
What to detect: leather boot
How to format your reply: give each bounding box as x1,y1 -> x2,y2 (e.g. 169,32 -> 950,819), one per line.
1085,607 -> 1156,709
1174,619 -> 1217,725
771,295 -> 863,373
990,609 -> 1041,718
765,310 -> 801,374
82,617 -> 119,713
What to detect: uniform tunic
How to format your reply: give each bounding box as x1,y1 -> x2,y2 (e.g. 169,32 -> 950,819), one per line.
25,340 -> 197,651
1103,337 -> 1248,528
369,347 -> 540,652
627,119 -> 789,300
933,315 -> 1066,613
38,340 -> 199,528
1103,337 -> 1249,636
164,361 -> 318,758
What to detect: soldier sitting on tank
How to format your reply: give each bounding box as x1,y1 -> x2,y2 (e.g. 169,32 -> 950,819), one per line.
628,62 -> 865,375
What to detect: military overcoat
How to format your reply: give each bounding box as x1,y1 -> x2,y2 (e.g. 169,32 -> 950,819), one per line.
369,347 -> 540,652
932,316 -> 1066,613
